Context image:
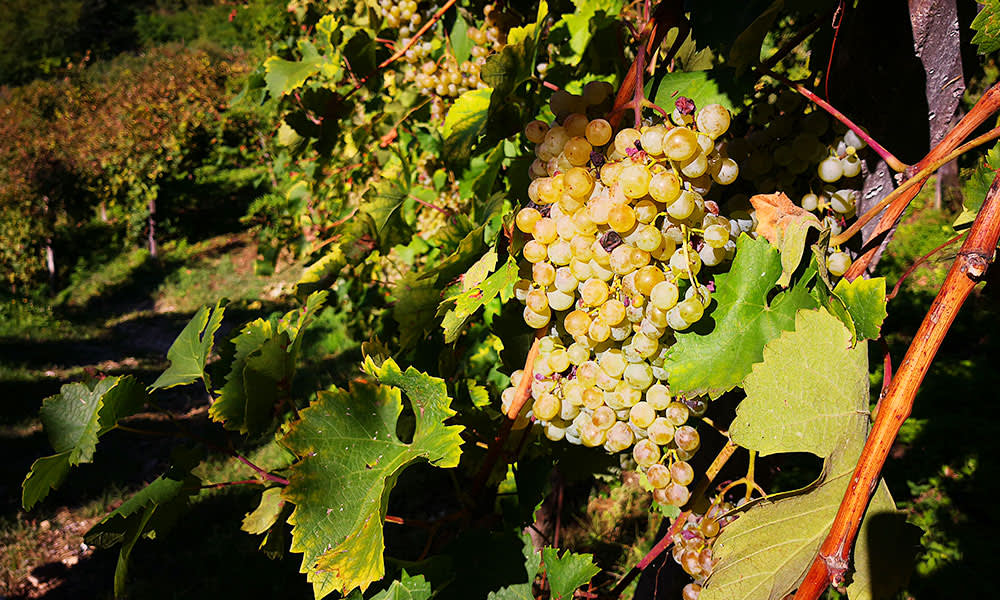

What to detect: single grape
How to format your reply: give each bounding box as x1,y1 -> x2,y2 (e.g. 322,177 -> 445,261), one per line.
632,438 -> 661,467
827,251 -> 852,277
670,461 -> 695,486
818,156 -> 844,183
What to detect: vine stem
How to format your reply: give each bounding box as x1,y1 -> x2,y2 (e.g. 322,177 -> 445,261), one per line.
609,439 -> 739,598
608,0 -> 684,127
831,126 -> 1000,247
235,453 -> 290,486
754,10 -> 831,74
761,67 -> 907,172
845,81 -> 1000,279
886,231 -> 966,301
794,171 -> 1000,599
469,329 -> 545,497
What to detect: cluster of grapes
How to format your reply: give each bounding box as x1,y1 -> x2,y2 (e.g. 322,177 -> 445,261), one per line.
499,88 -> 754,508
379,2 -> 515,120
670,498 -> 736,599
727,90 -> 860,276
415,178 -> 463,237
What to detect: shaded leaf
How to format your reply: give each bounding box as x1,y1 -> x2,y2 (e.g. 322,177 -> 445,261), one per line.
702,423 -> 868,600
211,294 -> 327,436
648,69 -> 737,112
664,235 -> 817,398
85,450 -> 202,596
561,0 -> 626,66
542,548 -> 601,599
731,309 -> 869,458
487,534 -> 542,600
150,301 -> 226,391
280,357 -> 463,598
449,14 -> 473,65
23,377 -> 147,510
297,214 -> 378,297
847,481 -> 919,600
728,0 -> 783,74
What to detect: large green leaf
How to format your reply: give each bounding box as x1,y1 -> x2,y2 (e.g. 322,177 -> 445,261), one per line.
264,56 -> 324,97
832,277 -> 888,342
541,548 -> 601,599
440,254 -> 518,343
731,309 -> 870,458
281,357 -> 464,598
443,88 -> 493,162
560,0 -> 625,66
150,300 -> 226,391
23,376 -> 147,509
664,235 -> 817,398
957,141 -> 1000,229
972,0 -> 1000,54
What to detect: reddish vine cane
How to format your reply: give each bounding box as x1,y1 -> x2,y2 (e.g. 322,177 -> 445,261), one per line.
794,171 -> 1000,599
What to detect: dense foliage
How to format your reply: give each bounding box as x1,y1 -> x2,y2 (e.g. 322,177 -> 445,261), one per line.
13,1 -> 1000,600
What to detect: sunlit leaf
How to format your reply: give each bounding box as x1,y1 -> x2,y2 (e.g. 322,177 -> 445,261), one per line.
150,301 -> 226,391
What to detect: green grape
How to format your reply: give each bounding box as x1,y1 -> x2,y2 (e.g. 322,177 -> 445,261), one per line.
696,104 -> 731,138
646,384 -> 671,409
646,463 -> 671,488
827,251 -> 852,277
664,401 -> 689,426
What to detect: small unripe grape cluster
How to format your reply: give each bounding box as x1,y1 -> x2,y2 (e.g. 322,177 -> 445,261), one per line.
500,90 -> 755,508
727,89 -> 862,278
384,3 -> 515,121
670,498 -> 736,599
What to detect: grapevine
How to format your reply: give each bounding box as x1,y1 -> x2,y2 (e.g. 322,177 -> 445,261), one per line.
10,2 -> 1000,600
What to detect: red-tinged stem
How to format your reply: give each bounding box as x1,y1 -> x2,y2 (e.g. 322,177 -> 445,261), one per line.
762,67 -> 907,172
200,479 -> 271,490
234,453 -> 290,486
378,0 -> 458,70
823,1 -> 847,100
608,1 -> 684,127
794,172 -> 1000,599
887,231 -> 966,301
845,81 -> 1000,279
469,330 -> 546,497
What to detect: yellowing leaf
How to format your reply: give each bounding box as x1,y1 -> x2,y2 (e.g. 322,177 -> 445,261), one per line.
750,192 -> 823,287
443,88 -> 492,162
731,309 -> 869,458
281,358 -> 463,598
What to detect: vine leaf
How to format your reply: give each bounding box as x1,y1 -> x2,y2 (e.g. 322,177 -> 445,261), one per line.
371,572 -> 433,600
702,424 -> 867,600
264,54 -> 325,97
211,292 -> 327,436
647,70 -> 736,113
280,357 -> 463,598
440,254 -> 518,343
150,300 -> 226,391
242,487 -> 286,536
664,235 -> 817,399
561,0 -> 625,66
971,0 -> 1000,55
443,88 -> 492,162
750,192 -> 823,287
731,309 -> 869,458
832,277 -> 888,342
487,534 -> 542,600
728,0 -> 783,74
297,213 -> 378,298
956,141 -> 1000,229
85,448 -> 202,597
480,2 -> 548,99
22,376 -> 147,510
541,548 -> 601,599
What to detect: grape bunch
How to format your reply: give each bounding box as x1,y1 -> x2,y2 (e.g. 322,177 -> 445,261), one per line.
379,2 -> 516,121
670,498 -> 737,599
499,88 -> 755,509
727,89 -> 860,276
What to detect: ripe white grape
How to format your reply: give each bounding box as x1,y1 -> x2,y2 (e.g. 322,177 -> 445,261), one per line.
818,156 -> 844,183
